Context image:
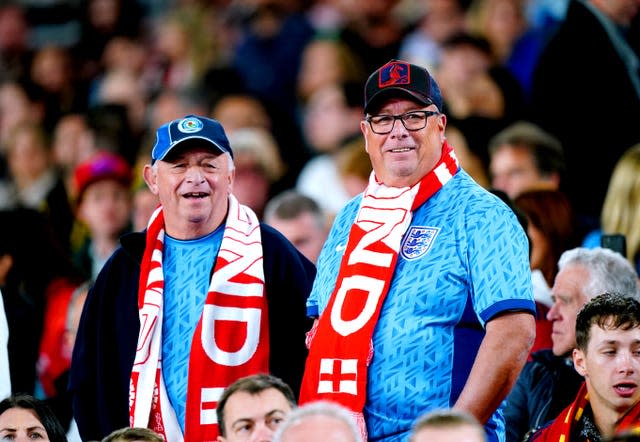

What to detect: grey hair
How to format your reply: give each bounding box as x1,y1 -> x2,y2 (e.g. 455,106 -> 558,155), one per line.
273,400 -> 363,442
558,247 -> 639,300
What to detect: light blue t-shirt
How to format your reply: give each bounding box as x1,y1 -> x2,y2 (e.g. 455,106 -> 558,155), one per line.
162,225 -> 224,431
307,171 -> 535,442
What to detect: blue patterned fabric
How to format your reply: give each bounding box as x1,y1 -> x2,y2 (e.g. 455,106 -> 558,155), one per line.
307,170 -> 535,442
162,225 -> 224,430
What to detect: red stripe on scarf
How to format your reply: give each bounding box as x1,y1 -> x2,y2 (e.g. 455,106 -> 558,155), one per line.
300,142 -> 459,437
130,197 -> 269,441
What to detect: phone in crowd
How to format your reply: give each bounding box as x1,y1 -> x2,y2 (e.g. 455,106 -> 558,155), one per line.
601,234 -> 627,257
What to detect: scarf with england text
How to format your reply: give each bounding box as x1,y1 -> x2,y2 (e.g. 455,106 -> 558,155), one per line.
129,195 -> 269,441
299,141 -> 459,439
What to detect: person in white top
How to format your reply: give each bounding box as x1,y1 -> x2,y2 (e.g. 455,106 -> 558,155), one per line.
0,289 -> 11,400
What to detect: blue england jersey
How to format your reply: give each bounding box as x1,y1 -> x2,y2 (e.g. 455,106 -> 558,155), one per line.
307,170 -> 535,442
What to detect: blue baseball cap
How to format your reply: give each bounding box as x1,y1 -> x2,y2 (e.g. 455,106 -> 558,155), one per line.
151,115 -> 233,162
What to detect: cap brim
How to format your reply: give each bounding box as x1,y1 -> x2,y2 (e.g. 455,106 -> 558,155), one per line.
365,88 -> 433,114
153,136 -> 230,162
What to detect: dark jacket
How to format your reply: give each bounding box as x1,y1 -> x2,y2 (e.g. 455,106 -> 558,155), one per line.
530,0 -> 640,226
69,225 -> 316,441
504,349 -> 585,442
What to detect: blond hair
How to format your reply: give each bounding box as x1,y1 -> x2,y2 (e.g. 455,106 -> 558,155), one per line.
601,144 -> 640,265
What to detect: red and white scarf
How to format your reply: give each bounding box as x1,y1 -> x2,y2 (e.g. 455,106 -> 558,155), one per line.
129,195 -> 269,441
300,142 -> 459,438
532,382 -> 640,441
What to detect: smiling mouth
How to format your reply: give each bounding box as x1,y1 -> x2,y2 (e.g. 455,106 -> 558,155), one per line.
183,192 -> 209,198
388,147 -> 414,153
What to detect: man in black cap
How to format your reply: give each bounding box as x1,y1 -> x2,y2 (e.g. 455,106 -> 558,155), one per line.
299,60 -> 536,441
69,115 -> 315,441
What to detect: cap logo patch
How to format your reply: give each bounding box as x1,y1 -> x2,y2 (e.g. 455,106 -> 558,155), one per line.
178,117 -> 203,133
379,62 -> 410,88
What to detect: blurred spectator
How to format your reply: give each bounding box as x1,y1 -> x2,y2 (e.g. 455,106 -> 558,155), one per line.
515,189 -> 578,306
0,4 -> 31,82
227,127 -> 285,218
296,81 -> 364,216
436,32 -> 526,168
84,104 -> 137,165
232,0 -> 314,113
101,36 -> 147,78
466,0 -> 528,65
264,190 -> 328,263
37,280 -> 89,437
231,0 -> 314,187
1,121 -> 74,251
529,0 -> 640,232
0,80 -> 46,149
296,38 -> 366,105
71,151 -> 132,281
465,0 -> 552,99
336,0 -> 407,74
131,182 -> 159,233
147,88 -> 210,139
51,113 -> 95,193
488,120 -> 564,200
74,0 -> 144,82
301,81 -> 364,155
211,93 -> 272,134
398,0 -> 469,72
334,137 -> 371,201
0,208 -> 80,397
147,6 -> 218,92
514,189 -> 579,353
582,143 -> 640,275
92,68 -> 148,152
447,124 -> 489,188
29,45 -> 88,131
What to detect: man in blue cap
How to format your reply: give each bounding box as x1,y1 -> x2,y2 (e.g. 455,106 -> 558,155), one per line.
69,115 -> 315,442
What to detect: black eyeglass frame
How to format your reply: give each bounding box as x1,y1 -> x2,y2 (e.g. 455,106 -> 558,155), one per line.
365,110 -> 440,134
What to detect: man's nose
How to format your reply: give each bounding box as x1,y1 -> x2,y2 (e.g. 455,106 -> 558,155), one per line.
186,166 -> 205,183
618,351 -> 637,374
546,303 -> 559,321
249,421 -> 275,442
390,117 -> 410,138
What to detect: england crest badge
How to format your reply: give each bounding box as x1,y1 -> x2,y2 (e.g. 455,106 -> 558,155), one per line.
401,226 -> 440,260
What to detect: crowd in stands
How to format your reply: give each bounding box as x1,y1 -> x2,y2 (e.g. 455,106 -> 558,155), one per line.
0,0 -> 639,440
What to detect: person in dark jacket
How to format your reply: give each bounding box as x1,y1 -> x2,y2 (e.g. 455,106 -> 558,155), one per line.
529,0 -> 640,234
504,247 -> 639,442
69,115 -> 315,441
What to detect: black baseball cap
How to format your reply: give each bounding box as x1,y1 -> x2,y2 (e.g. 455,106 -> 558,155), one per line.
364,60 -> 443,114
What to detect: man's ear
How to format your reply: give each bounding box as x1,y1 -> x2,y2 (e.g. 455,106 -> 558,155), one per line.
573,347 -> 588,377
228,167 -> 235,194
143,164 -> 159,195
438,113 -> 447,142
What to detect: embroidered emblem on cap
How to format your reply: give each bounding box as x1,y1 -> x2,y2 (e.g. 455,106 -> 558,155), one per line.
379,61 -> 410,88
401,226 -> 440,260
178,117 -> 203,133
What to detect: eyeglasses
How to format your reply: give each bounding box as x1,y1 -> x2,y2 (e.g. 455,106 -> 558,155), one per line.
365,110 -> 439,134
